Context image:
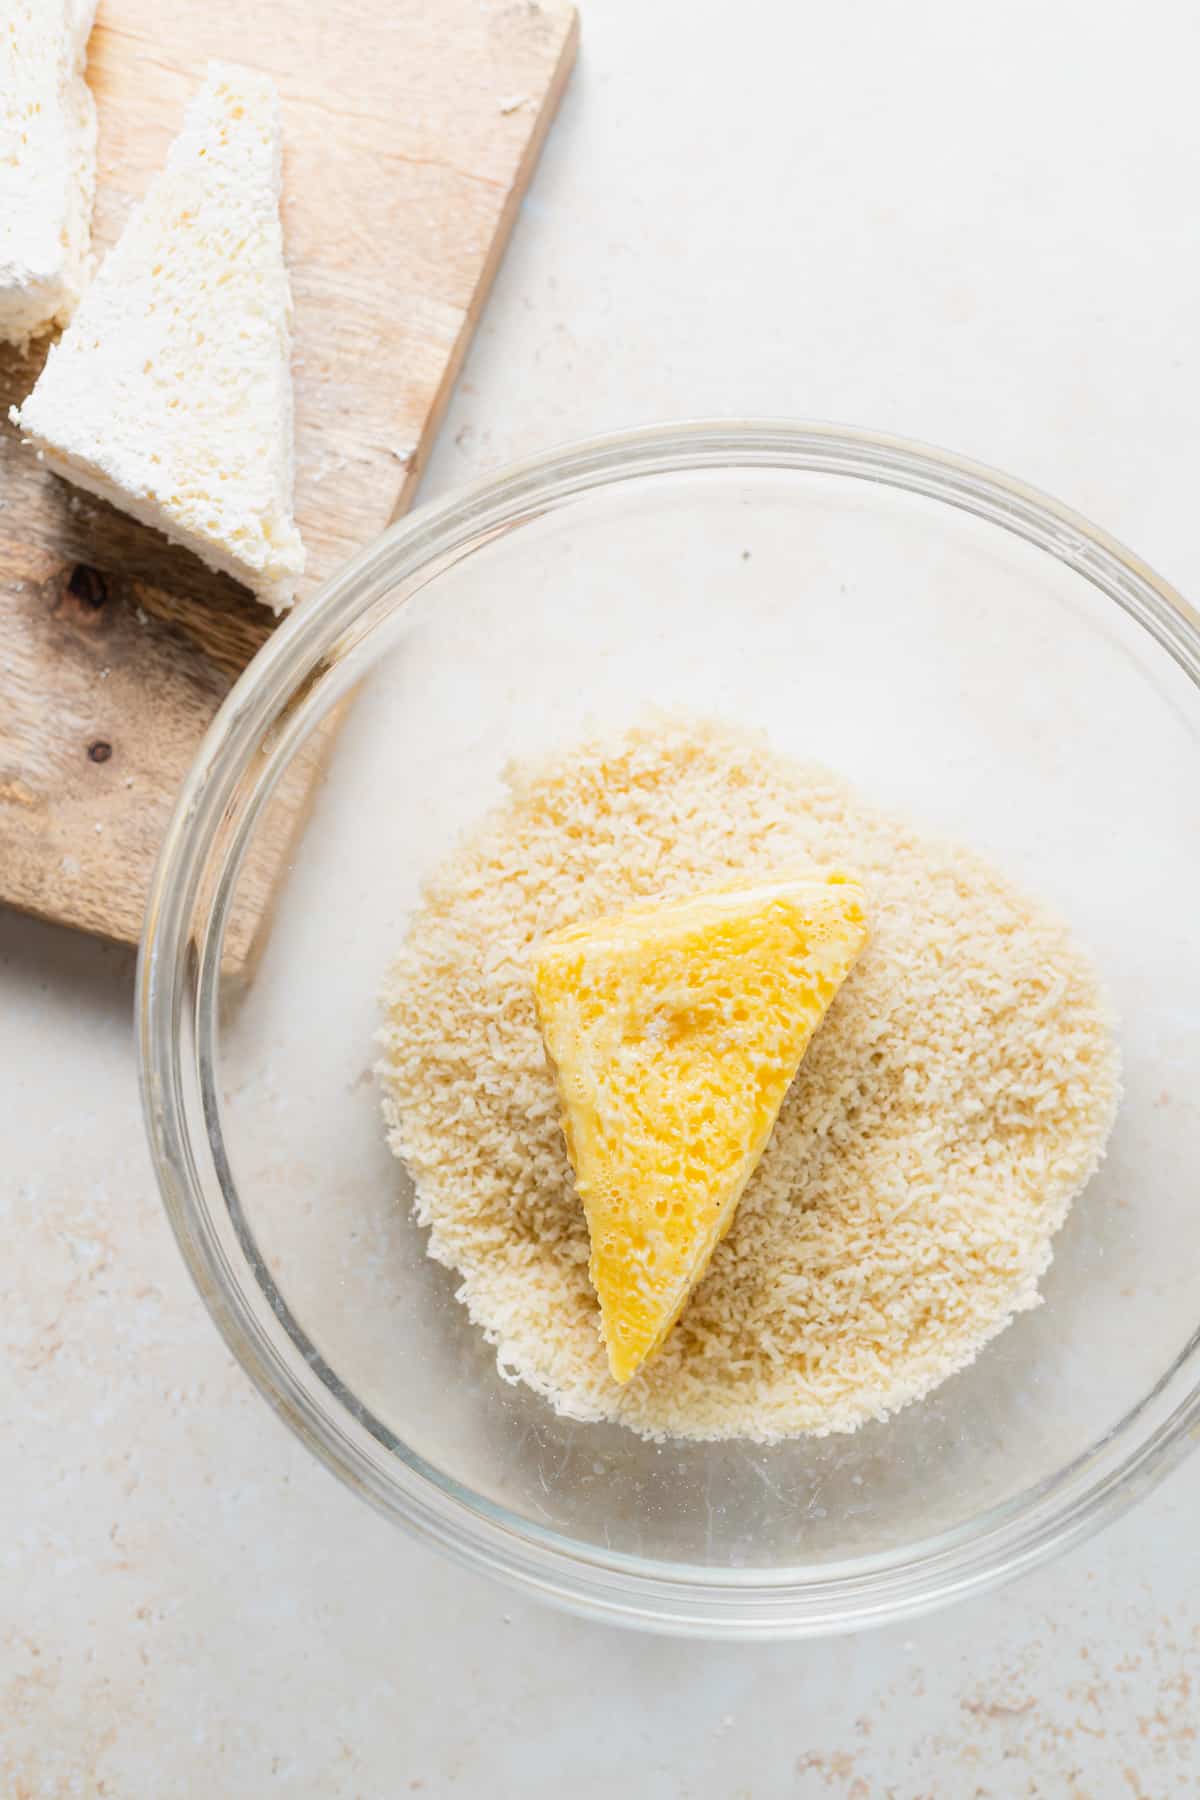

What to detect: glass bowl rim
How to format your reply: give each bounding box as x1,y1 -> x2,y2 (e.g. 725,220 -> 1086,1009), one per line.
137,419 -> 1200,1639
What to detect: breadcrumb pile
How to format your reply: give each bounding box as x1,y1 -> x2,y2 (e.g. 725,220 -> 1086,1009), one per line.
377,719 -> 1119,1442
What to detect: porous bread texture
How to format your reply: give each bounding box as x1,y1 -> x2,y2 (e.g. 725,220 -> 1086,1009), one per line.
532,872 -> 869,1383
0,0 -> 98,346
377,718 -> 1120,1443
11,61 -> 304,609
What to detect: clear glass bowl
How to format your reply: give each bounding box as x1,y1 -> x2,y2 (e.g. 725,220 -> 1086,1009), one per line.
138,423 -> 1200,1639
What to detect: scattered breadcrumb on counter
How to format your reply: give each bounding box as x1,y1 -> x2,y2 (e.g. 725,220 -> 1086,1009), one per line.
377,717 -> 1120,1444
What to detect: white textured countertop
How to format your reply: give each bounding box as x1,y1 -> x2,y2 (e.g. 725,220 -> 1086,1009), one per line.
5,0 -> 1200,1792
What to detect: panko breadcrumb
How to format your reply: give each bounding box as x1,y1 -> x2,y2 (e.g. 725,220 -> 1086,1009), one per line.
377,718 -> 1119,1443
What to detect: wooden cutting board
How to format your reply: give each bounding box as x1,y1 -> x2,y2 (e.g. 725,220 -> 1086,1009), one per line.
0,0 -> 576,967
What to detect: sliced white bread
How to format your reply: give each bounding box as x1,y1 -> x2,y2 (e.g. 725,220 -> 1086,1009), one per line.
13,61 -> 305,610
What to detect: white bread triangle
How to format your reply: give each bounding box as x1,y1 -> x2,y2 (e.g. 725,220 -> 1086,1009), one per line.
13,61 -> 305,610
0,0 -> 99,346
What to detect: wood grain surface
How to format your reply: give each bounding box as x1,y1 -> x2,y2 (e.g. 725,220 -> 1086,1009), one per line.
0,0 -> 577,967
